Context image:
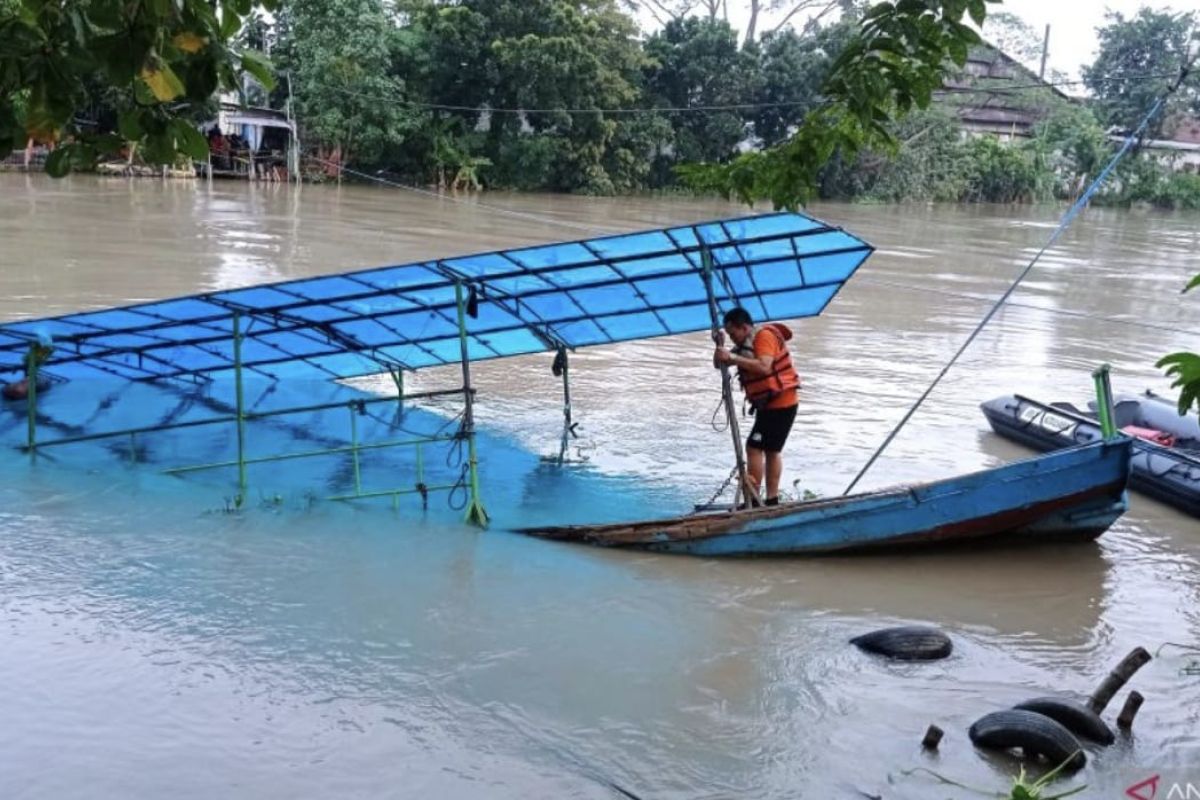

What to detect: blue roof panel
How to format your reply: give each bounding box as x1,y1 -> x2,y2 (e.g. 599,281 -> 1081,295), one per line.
0,212 -> 872,382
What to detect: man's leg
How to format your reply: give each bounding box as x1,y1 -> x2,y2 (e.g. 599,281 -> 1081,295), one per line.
744,445 -> 765,504
765,451 -> 783,502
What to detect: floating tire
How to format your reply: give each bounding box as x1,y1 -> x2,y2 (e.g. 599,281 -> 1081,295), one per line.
1014,697 -> 1115,745
850,626 -> 952,661
968,710 -> 1086,771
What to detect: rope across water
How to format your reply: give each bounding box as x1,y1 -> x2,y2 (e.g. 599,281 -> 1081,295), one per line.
842,64 -> 1195,496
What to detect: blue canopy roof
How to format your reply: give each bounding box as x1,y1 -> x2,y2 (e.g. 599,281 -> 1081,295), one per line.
0,212 -> 873,384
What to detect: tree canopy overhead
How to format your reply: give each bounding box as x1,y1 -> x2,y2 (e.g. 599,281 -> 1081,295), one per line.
0,0 -> 276,174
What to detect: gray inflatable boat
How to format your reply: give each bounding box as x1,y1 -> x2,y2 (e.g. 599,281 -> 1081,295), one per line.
981,390 -> 1200,518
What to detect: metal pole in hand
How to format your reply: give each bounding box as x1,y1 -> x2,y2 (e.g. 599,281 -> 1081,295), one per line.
700,244 -> 754,508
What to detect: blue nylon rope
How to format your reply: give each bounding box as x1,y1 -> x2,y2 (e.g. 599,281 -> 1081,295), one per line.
843,76 -> 1187,496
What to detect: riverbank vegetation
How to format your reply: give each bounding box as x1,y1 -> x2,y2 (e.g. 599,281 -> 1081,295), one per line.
264,1 -> 1200,209
8,1 -> 1200,210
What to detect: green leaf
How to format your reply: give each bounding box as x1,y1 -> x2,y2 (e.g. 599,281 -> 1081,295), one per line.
117,110 -> 145,141
45,146 -> 72,177
219,4 -> 242,40
170,118 -> 209,159
89,133 -> 125,156
140,61 -> 186,102
1156,352 -> 1200,414
142,130 -> 177,164
967,0 -> 987,27
240,49 -> 276,91
1184,273 -> 1200,293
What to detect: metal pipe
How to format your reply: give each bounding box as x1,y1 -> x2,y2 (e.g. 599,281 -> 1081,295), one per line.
455,281 -> 489,527
557,347 -> 572,465
233,313 -> 248,504
1092,364 -> 1118,440
328,481 -> 458,503
699,243 -> 753,508
25,344 -> 37,456
161,434 -> 457,475
30,388 -> 472,450
349,405 -> 362,495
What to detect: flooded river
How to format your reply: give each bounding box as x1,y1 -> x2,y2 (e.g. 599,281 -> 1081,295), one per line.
0,173 -> 1197,798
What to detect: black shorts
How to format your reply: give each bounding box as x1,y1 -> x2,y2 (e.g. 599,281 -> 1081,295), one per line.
746,404 -> 797,454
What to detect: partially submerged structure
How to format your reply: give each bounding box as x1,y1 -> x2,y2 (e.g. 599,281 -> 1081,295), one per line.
0,212 -> 873,524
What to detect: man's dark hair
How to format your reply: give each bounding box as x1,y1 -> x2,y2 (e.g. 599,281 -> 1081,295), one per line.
722,307 -> 753,327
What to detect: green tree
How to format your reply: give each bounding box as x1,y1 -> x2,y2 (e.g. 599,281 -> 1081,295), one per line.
0,0 -> 275,173
750,20 -> 855,148
982,11 -> 1042,73
273,0 -> 418,169
643,17 -> 756,164
680,0 -> 1003,208
411,0 -> 656,194
1082,8 -> 1198,140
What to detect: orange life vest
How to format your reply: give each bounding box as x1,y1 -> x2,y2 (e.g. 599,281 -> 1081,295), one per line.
733,323 -> 800,409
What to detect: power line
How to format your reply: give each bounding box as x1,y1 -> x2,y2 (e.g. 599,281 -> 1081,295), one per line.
304,156 -> 610,234
317,71 -> 1182,118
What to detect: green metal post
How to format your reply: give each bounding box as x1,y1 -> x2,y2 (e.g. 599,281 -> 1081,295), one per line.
416,441 -> 425,486
1093,363 -> 1118,440
389,366 -> 404,404
455,281 -> 489,527
233,313 -> 248,506
349,405 -> 362,495
25,344 -> 38,456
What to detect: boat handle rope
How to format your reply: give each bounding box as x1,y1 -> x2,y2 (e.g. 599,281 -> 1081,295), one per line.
842,59 -> 1196,497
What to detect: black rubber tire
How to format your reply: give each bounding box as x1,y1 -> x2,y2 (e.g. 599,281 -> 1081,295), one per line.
1014,697 -> 1115,745
849,626 -> 952,661
968,710 -> 1087,770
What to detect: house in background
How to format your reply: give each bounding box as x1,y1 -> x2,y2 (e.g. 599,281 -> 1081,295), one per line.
935,42 -> 1072,141
1116,115 -> 1200,173
201,95 -> 299,181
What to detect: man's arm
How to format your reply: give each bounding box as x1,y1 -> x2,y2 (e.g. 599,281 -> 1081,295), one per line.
713,348 -> 773,376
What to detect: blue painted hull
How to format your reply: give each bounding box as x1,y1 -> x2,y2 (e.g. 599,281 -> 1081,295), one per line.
517,440 -> 1133,556
982,393 -> 1200,518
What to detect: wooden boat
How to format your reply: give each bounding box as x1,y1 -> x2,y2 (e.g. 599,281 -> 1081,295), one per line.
982,391 -> 1200,517
516,439 -> 1133,556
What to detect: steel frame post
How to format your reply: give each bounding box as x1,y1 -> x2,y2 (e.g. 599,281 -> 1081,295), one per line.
557,347 -> 573,465
25,344 -> 38,457
700,245 -> 755,508
233,313 -> 248,506
454,281 -> 489,527
1093,363 -> 1118,440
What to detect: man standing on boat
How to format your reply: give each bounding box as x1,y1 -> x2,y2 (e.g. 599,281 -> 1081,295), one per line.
713,307 -> 800,507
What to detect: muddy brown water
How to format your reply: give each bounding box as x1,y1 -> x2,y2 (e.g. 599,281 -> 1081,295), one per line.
0,173 -> 1197,798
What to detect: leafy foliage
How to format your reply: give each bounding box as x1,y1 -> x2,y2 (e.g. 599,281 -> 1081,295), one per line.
1082,8 -> 1200,140
1158,275 -> 1200,414
0,0 -> 276,171
272,0 -> 415,166
643,17 -> 757,164
679,0 -> 1002,209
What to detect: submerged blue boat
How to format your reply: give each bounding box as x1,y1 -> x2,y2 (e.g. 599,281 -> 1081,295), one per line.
516,439 -> 1133,555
